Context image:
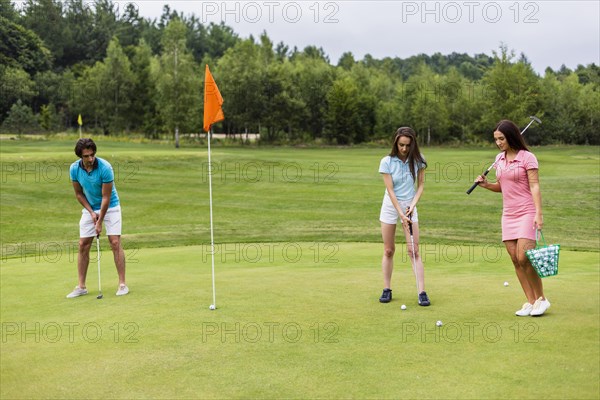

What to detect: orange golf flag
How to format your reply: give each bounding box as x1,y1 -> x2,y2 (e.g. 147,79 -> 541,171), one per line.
203,65 -> 224,132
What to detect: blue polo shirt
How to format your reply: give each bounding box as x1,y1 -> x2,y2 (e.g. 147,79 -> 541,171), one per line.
70,157 -> 120,211
379,155 -> 426,201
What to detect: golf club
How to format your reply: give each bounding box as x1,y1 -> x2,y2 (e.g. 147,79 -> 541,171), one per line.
96,235 -> 103,299
466,116 -> 541,195
407,209 -> 420,296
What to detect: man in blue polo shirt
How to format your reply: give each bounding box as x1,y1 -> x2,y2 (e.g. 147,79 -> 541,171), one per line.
66,138 -> 129,298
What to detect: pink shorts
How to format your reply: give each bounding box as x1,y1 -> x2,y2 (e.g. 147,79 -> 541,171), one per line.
502,213 -> 536,241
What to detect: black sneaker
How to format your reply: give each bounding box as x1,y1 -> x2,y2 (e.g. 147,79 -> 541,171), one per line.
418,291 -> 430,306
379,289 -> 392,303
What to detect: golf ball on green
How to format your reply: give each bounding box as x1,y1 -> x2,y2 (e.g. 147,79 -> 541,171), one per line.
504,281 -> 509,287
436,320 -> 443,327
401,304 -> 407,310
209,304 -> 216,310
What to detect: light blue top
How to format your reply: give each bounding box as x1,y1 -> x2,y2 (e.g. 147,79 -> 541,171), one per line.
379,155 -> 425,201
70,157 -> 120,211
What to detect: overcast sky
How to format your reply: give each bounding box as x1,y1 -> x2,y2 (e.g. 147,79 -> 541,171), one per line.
126,0 -> 598,74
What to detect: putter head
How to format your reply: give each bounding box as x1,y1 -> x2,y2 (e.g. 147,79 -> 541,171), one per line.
97,294 -> 103,299
529,115 -> 542,124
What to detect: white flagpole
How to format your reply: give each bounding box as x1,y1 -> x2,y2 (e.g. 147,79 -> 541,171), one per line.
207,128 -> 217,309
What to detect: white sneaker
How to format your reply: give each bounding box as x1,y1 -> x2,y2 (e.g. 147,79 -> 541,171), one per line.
530,297 -> 551,316
66,286 -> 88,298
515,302 -> 533,316
116,284 -> 129,296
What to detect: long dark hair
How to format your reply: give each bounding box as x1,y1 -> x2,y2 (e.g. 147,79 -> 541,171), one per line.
495,120 -> 530,152
389,127 -> 427,182
75,138 -> 97,157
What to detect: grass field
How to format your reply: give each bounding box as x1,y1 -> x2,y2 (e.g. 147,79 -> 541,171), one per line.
1,139 -> 599,399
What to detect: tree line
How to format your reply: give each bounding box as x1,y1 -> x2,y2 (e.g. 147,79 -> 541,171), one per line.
1,0 -> 598,145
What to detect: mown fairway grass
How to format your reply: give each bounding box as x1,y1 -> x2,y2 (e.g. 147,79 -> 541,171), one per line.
1,139 -> 599,399
1,140 -> 599,250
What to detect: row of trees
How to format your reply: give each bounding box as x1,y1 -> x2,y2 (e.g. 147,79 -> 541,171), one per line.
1,0 -> 599,144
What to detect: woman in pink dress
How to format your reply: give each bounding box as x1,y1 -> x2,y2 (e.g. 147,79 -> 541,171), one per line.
475,120 -> 550,316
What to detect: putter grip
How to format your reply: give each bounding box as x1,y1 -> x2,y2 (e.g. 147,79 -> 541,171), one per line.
408,222 -> 413,235
466,170 -> 490,195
